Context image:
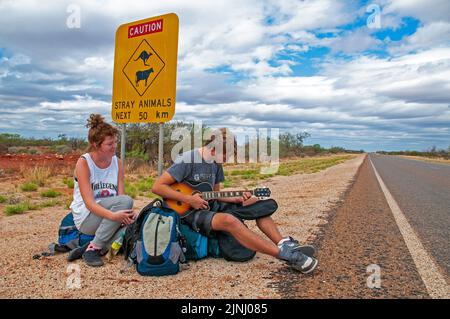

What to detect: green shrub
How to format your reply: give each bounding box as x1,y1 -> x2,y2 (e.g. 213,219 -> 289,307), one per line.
126,149 -> 149,161
5,202 -> 29,215
0,195 -> 7,203
21,183 -> 38,192
39,199 -> 60,208
136,177 -> 154,192
51,145 -> 72,154
41,189 -> 61,198
223,180 -> 233,188
63,177 -> 74,188
27,202 -> 40,210
125,182 -> 138,199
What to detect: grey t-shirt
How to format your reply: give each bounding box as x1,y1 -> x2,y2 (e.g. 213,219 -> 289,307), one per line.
167,149 -> 225,187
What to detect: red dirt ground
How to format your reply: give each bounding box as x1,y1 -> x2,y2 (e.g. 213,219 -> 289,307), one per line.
0,154 -> 79,171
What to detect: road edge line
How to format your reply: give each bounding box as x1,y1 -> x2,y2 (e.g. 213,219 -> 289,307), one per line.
369,156 -> 449,299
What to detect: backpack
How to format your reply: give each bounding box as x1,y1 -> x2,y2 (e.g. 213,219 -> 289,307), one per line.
38,212 -> 95,258
178,223 -> 222,260
57,212 -> 95,250
179,223 -> 208,260
123,199 -> 185,276
179,216 -> 255,262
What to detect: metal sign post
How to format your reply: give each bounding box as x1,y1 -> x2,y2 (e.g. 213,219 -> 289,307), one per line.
121,123 -> 126,163
158,122 -> 164,176
111,13 -> 179,174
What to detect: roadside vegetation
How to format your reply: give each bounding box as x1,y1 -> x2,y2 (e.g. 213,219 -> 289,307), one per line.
0,133 -> 87,155
377,146 -> 450,163
1,124 -> 363,215
21,182 -> 38,192
20,166 -> 52,187
4,199 -> 61,216
41,189 -> 61,198
223,155 -> 354,188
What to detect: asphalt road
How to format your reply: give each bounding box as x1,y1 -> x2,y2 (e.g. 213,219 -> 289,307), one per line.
272,154 -> 449,298
272,155 -> 428,298
369,154 -> 450,279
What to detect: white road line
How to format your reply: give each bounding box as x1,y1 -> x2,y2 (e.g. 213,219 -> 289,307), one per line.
369,157 -> 450,299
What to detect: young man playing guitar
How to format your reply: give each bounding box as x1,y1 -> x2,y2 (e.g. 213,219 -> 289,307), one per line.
151,128 -> 318,273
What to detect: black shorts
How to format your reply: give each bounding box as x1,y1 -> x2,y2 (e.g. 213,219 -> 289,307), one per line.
181,209 -> 217,237
180,199 -> 278,236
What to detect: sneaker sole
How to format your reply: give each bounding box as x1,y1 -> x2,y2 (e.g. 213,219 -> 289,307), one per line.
82,254 -> 104,267
287,257 -> 319,274
83,258 -> 104,267
300,258 -> 318,274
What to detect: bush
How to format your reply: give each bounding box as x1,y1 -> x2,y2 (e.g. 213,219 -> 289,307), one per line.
39,199 -> 60,208
63,177 -> 74,188
126,149 -> 150,161
21,183 -> 38,192
0,195 -> 7,203
41,189 -> 61,198
52,145 -> 72,154
125,182 -> 138,199
21,166 -> 51,186
0,144 -> 8,154
136,177 -> 154,192
5,202 -> 29,215
7,146 -> 24,154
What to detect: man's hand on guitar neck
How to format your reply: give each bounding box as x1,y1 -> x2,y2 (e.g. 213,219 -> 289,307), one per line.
224,192 -> 258,206
188,193 -> 209,210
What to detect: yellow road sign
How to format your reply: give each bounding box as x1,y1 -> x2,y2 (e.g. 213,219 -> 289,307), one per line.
112,13 -> 178,123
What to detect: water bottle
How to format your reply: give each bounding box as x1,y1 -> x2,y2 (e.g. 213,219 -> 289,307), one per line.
106,230 -> 125,261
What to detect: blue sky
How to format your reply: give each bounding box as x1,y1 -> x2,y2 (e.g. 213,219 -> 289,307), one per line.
0,0 -> 449,152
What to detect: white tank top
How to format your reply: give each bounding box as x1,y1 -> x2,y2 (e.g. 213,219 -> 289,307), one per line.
70,153 -> 119,228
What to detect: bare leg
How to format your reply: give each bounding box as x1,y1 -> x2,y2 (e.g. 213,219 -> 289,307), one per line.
255,216 -> 284,244
211,213 -> 279,257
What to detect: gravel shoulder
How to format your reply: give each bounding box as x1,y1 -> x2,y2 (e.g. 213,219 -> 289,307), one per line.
0,154 -> 365,299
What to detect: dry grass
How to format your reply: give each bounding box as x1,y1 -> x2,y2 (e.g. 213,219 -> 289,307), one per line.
124,159 -> 156,178
20,166 -> 52,186
399,155 -> 450,165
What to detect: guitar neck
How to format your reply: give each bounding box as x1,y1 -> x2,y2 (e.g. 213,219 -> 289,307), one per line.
201,190 -> 253,200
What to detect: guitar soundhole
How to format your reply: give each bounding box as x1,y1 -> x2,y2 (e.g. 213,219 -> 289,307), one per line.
177,201 -> 182,206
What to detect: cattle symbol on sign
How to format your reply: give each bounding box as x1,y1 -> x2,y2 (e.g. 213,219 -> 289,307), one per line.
122,39 -> 165,96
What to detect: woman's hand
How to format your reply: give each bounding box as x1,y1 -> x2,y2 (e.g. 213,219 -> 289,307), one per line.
131,210 -> 140,221
111,209 -> 135,225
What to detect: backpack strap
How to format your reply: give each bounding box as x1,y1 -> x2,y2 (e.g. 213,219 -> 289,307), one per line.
122,198 -> 165,262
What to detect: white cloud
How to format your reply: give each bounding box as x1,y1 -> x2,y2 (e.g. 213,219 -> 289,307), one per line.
39,95 -> 110,111
266,0 -> 356,32
389,22 -> 450,55
179,46 -> 450,149
325,29 -> 383,54
384,0 -> 450,23
0,0 -> 449,150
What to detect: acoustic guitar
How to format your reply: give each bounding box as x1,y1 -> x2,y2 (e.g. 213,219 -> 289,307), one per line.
165,181 -> 271,215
